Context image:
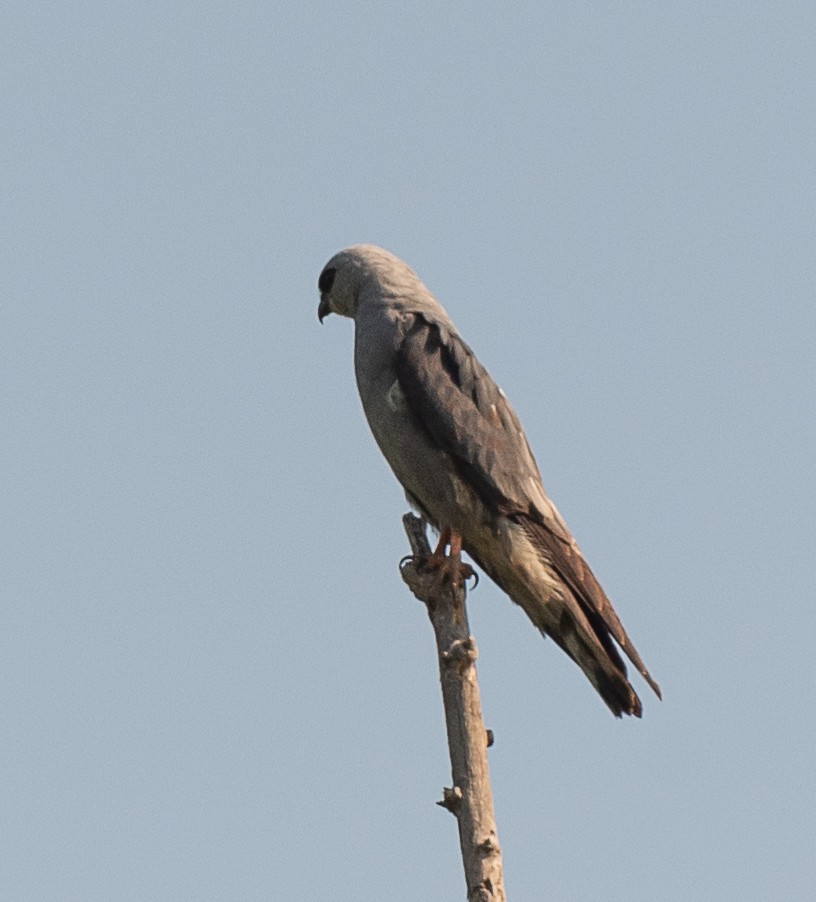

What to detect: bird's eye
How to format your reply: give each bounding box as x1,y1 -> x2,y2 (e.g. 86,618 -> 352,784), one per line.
318,267 -> 336,294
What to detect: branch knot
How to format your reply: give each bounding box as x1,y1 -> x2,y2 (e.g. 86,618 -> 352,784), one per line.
437,785 -> 463,814
442,636 -> 478,671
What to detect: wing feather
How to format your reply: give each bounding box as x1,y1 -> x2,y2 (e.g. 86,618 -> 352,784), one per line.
517,516 -> 662,697
394,313 -> 661,701
394,313 -> 540,515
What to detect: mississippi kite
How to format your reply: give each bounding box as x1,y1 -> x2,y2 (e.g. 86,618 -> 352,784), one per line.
318,245 -> 660,717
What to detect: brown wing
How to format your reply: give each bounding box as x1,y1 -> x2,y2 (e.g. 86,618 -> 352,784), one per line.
394,312 -> 660,702
394,313 -> 542,514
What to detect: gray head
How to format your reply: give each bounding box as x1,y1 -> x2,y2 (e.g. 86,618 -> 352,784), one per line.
317,244 -> 430,323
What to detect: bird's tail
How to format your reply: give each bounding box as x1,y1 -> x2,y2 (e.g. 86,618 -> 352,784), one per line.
466,520 -> 659,718
546,618 -> 644,717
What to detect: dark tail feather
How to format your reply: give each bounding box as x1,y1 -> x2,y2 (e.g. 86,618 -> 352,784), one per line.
546,617 -> 644,717
514,515 -> 662,708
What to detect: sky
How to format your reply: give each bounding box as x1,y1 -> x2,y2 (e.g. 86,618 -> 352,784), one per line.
2,2 -> 814,900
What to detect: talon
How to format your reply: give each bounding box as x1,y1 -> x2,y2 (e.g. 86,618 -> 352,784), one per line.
402,525 -> 479,590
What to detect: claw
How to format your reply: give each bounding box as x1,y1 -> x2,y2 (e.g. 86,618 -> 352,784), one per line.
400,525 -> 479,591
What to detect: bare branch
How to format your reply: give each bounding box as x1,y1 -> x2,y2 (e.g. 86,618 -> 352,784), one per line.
400,513 -> 506,902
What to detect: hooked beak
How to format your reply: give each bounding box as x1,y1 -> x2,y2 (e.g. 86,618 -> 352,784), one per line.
318,296 -> 331,323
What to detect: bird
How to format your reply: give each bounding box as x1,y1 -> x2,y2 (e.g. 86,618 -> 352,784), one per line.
317,244 -> 660,717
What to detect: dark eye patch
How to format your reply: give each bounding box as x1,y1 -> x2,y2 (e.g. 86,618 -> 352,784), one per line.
318,267 -> 336,294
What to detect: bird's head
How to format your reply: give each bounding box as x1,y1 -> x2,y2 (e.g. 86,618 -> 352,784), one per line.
317,244 -> 424,322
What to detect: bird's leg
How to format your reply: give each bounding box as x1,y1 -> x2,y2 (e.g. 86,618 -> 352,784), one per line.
446,530 -> 476,584
422,527 -> 475,587
432,527 -> 453,559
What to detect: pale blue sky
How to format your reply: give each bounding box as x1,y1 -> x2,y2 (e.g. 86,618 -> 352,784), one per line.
2,3 -> 814,900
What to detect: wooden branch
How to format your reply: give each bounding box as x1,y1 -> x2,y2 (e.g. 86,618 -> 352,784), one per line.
400,513 -> 506,902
